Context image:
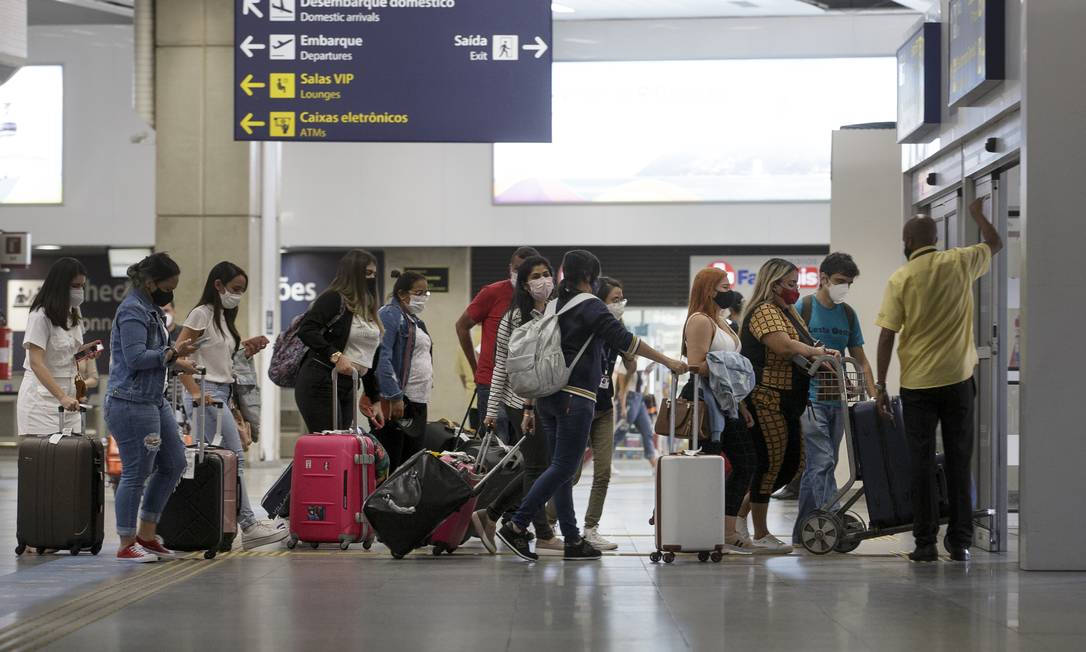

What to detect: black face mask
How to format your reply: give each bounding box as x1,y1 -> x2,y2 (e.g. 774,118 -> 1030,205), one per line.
714,290 -> 739,311
366,277 -> 378,296
150,288 -> 173,307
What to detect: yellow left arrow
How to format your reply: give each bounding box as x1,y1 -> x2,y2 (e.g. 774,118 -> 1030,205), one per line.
240,74 -> 266,97
240,113 -> 266,136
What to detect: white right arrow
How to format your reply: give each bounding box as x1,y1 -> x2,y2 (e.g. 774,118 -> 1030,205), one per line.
522,36 -> 549,59
243,0 -> 263,19
240,35 -> 266,58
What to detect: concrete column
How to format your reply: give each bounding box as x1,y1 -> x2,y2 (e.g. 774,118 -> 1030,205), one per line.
1018,0 -> 1086,571
829,127 -> 904,486
155,0 -> 257,325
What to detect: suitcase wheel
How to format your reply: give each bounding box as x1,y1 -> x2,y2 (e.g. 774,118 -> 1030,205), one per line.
204,550 -> 217,560
286,535 -> 298,550
392,552 -> 405,560
649,551 -> 662,564
69,546 -> 81,556
339,541 -> 351,551
14,543 -> 26,556
431,545 -> 444,556
711,551 -> 723,563
834,514 -> 864,554
800,510 -> 842,555
663,552 -> 676,564
36,548 -> 46,556
91,544 -> 102,556
362,540 -> 373,551
697,551 -> 710,562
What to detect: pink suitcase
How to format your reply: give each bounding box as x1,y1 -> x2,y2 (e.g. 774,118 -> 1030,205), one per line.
428,451 -> 483,555
287,368 -> 377,551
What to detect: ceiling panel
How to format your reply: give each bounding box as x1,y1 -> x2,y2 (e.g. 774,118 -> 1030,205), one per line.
552,0 -> 928,21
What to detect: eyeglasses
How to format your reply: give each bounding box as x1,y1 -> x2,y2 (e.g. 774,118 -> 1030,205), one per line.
409,290 -> 430,297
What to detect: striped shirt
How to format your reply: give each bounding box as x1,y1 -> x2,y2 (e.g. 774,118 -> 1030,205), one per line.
486,309 -> 528,420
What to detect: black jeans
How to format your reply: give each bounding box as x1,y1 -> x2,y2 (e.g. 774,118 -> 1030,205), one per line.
295,358 -> 354,433
702,416 -> 756,516
901,378 -> 975,548
486,405 -> 553,538
374,398 -> 427,473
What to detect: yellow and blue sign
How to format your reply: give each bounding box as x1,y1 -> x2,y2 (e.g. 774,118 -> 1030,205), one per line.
234,0 -> 552,143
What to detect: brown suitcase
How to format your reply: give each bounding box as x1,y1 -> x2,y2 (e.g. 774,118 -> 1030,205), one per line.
16,406 -> 105,556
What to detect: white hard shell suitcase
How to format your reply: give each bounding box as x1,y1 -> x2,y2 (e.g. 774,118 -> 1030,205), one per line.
651,373 -> 727,564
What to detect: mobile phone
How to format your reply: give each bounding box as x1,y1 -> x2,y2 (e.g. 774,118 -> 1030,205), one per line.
74,340 -> 104,362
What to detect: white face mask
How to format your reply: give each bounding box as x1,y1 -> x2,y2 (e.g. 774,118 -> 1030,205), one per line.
510,271 -> 518,288
220,291 -> 243,310
408,294 -> 429,315
69,288 -> 84,309
828,282 -> 851,304
527,276 -> 554,302
608,299 -> 627,320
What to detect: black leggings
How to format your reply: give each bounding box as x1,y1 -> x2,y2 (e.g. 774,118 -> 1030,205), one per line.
702,416 -> 756,516
295,358 -> 354,433
374,398 -> 427,473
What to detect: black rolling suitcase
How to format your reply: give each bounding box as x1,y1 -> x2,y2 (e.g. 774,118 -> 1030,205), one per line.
158,378 -> 240,559
364,436 -> 525,559
16,405 -> 105,556
851,398 -> 949,528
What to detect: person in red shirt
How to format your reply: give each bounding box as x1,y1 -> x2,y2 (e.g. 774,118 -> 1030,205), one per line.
455,246 -> 538,442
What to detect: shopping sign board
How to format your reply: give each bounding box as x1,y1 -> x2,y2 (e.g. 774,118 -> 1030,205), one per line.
690,255 -> 824,292
234,0 -> 552,143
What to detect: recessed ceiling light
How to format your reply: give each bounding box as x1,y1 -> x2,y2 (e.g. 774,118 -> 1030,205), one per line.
552,3 -> 576,13
35,244 -> 61,251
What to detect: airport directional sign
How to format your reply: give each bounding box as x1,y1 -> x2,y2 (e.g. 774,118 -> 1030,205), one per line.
234,0 -> 552,143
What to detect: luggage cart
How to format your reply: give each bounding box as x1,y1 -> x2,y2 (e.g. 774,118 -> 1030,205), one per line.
797,356 -> 990,555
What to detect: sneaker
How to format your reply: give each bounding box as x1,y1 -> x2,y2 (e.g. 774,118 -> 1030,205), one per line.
136,536 -> 181,560
242,521 -> 289,550
496,522 -> 538,562
583,526 -> 618,551
751,534 -> 794,554
563,537 -> 603,561
471,510 -> 497,555
724,533 -> 756,554
735,518 -> 751,542
535,536 -> 565,554
117,543 -> 158,563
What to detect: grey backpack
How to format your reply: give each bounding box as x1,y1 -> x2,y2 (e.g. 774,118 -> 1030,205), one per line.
505,293 -> 599,399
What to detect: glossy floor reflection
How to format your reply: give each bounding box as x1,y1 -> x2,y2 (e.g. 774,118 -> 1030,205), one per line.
0,457 -> 1082,651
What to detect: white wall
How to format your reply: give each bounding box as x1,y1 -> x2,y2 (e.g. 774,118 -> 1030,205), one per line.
0,25 -> 154,246
280,13 -> 921,249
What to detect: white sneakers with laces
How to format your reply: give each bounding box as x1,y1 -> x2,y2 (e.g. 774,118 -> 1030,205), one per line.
583,526 -> 618,551
751,534 -> 794,554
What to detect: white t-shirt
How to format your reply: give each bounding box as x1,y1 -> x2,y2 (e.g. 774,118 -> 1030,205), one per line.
22,308 -> 83,380
403,322 -> 433,404
184,304 -> 236,384
343,313 -> 381,371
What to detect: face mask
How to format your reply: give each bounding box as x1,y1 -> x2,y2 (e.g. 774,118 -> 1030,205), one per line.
527,276 -> 554,302
714,290 -> 738,312
69,288 -> 85,309
164,312 -> 175,329
608,299 -> 627,320
408,294 -> 429,315
828,283 -> 850,304
220,291 -> 243,310
366,277 -> 378,297
151,288 -> 173,307
510,271 -> 518,288
777,285 -> 800,306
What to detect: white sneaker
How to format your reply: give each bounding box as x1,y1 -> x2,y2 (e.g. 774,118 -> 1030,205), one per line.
242,521 -> 289,550
583,526 -> 618,551
751,534 -> 794,554
735,518 -> 751,542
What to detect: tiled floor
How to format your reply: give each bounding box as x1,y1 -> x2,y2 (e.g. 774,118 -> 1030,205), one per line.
0,456 -> 1083,651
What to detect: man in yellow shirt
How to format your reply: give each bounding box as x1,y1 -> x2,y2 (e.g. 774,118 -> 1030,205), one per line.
875,198 -> 1003,563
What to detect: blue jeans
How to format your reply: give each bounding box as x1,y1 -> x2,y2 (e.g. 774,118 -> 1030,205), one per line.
612,392 -> 656,459
512,392 -> 595,541
793,402 -> 844,542
184,381 -> 257,529
105,396 -> 187,537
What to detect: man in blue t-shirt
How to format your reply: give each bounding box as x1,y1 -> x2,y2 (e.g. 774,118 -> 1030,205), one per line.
792,252 -> 876,544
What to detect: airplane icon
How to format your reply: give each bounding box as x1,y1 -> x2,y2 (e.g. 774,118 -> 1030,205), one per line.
270,0 -> 296,22
269,34 -> 296,60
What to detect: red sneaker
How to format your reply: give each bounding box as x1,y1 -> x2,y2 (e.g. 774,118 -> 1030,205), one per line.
117,543 -> 158,563
136,536 -> 181,560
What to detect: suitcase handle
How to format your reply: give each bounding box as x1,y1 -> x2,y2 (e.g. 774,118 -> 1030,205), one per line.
196,372 -> 224,464
666,372 -> 701,456
472,434 -> 526,496
330,366 -> 360,432
55,404 -> 90,437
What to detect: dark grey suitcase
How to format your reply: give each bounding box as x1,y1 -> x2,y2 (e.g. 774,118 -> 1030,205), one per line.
261,462 -> 292,520
16,406 -> 105,556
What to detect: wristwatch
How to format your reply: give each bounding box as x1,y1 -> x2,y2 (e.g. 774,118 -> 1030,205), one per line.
330,351 -> 343,364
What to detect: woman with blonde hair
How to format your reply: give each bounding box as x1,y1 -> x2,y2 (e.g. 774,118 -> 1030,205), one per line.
738,259 -> 834,554
682,266 -> 757,550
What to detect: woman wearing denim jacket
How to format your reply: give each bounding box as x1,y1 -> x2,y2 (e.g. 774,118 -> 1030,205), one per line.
104,253 -> 198,563
374,270 -> 431,471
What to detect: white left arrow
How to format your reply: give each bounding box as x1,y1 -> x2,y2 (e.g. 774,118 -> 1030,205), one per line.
522,36 -> 549,59
243,0 -> 264,19
240,35 -> 266,58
